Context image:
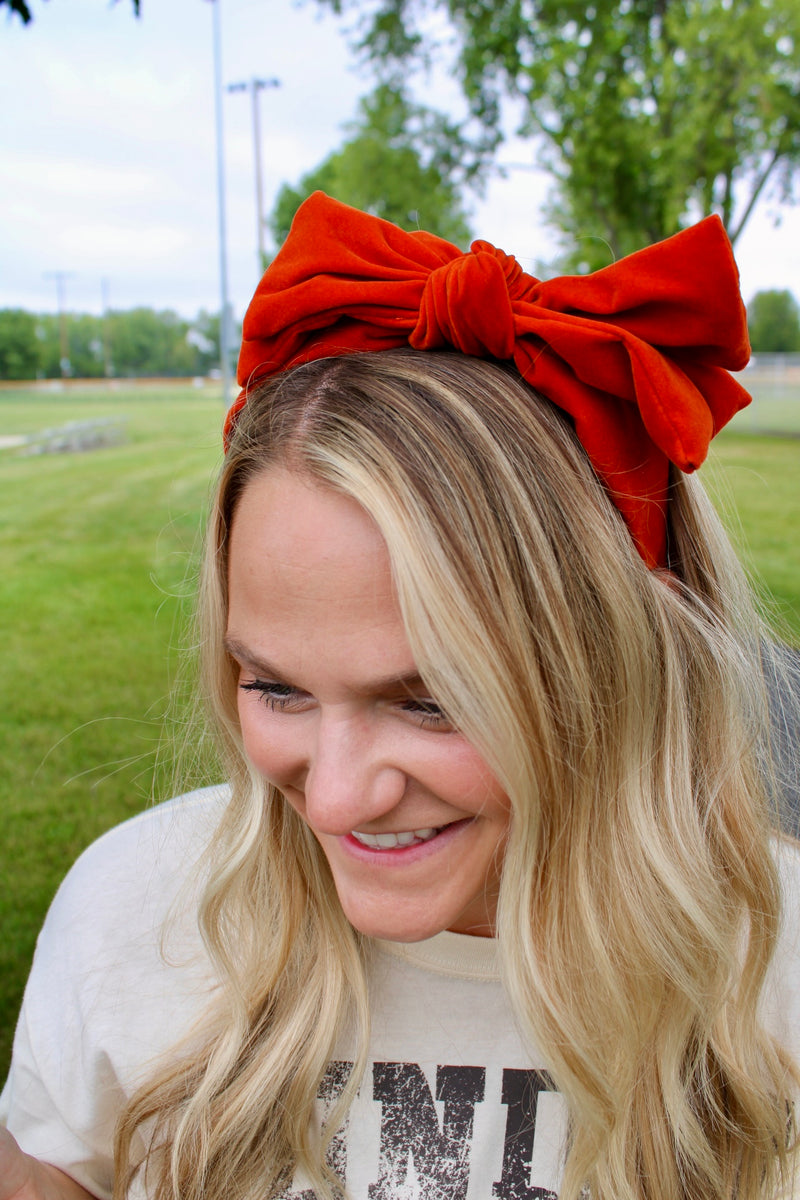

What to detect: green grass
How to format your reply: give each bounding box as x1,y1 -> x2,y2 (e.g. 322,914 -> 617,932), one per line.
0,384 -> 799,1080
706,431 -> 800,639
0,384 -> 223,1076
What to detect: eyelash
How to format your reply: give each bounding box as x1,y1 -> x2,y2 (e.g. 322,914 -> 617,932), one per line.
239,680 -> 303,712
239,680 -> 450,728
398,697 -> 450,728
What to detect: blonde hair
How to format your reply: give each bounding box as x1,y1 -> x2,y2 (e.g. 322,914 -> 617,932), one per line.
116,350 -> 799,1200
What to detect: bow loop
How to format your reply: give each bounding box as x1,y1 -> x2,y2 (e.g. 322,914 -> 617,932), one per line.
411,250 -> 517,360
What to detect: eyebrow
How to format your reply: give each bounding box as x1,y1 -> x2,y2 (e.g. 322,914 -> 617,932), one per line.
223,635 -> 428,696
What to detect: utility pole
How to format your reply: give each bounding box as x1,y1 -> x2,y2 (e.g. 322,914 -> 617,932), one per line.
228,77 -> 280,278
44,271 -> 75,379
207,0 -> 233,405
101,277 -> 113,378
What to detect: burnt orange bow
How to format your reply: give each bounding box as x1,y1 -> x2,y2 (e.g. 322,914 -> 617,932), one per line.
229,191 -> 751,568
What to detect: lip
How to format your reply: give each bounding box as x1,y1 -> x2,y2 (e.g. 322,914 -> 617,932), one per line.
340,817 -> 473,864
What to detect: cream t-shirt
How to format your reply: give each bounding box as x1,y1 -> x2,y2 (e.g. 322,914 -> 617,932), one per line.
2,786 -> 800,1199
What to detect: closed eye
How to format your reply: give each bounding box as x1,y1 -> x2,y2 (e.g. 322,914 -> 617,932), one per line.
398,696 -> 453,730
239,679 -> 308,712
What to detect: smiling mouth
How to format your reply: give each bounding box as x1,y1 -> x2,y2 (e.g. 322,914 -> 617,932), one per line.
350,827 -> 442,849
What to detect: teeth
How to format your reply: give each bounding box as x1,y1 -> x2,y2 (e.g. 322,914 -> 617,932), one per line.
351,827 -> 440,850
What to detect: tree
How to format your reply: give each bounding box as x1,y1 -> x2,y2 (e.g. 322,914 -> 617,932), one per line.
1,0 -> 139,24
0,309 -> 39,380
748,289 -> 800,352
186,309 -> 224,376
0,307 -> 230,380
319,0 -> 800,269
34,312 -> 109,378
268,83 -> 474,250
107,308 -> 197,376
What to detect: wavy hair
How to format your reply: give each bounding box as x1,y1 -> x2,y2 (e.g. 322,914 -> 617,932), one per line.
116,350 -> 798,1200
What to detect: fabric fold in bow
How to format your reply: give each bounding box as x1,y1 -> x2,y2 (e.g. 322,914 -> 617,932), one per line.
230,191 -> 751,568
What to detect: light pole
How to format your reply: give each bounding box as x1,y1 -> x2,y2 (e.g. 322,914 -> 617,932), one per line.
100,277 -> 115,378
208,0 -> 233,405
227,77 -> 280,277
44,270 -> 75,378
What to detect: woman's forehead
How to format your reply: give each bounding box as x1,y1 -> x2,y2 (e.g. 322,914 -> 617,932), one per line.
226,468 -> 416,689
229,468 -> 388,587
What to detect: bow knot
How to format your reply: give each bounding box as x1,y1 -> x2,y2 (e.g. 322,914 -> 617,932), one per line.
411,246 -> 520,360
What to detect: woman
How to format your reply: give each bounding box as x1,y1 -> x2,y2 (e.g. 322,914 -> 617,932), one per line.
2,193 -> 799,1200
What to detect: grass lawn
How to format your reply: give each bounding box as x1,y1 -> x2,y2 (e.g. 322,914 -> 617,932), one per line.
0,382 -> 799,1079
707,430 -> 800,639
0,383 -> 223,1076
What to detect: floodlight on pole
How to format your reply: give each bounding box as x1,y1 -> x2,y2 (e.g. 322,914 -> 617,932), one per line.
228,77 -> 280,278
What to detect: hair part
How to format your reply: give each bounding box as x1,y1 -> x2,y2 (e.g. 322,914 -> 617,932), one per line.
116,350 -> 798,1200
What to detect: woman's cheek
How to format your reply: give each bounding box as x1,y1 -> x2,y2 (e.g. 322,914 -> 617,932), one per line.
238,706 -> 301,789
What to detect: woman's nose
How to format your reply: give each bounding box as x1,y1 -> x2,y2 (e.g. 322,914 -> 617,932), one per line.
300,712 -> 407,834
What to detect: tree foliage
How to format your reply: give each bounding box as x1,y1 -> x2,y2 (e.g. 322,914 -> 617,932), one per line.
319,0 -> 800,269
0,307 -> 226,380
748,289 -> 800,352
1,0 -> 139,24
269,83 -> 474,249
0,310 -> 39,380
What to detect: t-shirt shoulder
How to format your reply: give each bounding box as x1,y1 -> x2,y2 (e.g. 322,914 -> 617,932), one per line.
38,784 -> 230,937
761,833 -> 800,1061
0,786 -> 230,1197
61,783 -> 230,883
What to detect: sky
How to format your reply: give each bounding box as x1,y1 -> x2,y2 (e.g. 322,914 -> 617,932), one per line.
2,0 -> 800,324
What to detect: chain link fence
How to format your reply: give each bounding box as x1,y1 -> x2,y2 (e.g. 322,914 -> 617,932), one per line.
735,354 -> 800,436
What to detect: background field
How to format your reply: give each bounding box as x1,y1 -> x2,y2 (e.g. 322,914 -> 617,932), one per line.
1,379 -> 798,1078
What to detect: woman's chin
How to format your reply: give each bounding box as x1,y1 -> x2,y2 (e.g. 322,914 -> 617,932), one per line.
342,905 -> 450,944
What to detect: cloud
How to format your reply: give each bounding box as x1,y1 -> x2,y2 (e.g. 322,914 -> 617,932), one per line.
61,222 -> 190,262
1,0 -> 797,321
1,155 -> 156,200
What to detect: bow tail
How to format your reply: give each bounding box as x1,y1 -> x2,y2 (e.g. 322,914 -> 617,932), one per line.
669,355 -> 752,439
514,344 -> 670,568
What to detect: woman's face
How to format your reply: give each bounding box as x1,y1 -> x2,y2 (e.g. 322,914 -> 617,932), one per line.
226,467 -> 509,942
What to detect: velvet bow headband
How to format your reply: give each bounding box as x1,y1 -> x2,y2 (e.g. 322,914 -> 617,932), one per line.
227,191 -> 751,568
